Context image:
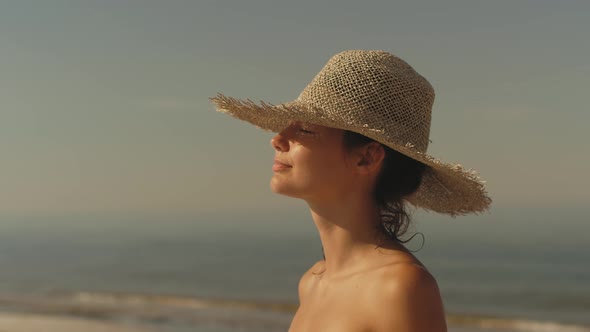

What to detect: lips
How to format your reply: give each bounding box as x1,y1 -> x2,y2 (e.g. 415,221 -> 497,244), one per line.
273,159 -> 292,171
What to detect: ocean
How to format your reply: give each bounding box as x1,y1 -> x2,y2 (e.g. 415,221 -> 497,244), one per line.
0,210 -> 588,331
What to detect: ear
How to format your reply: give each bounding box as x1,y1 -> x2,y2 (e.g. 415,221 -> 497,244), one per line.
355,142 -> 385,175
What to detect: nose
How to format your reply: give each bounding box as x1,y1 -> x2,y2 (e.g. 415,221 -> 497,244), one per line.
270,131 -> 289,152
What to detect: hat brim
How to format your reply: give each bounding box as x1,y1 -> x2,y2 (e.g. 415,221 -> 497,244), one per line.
210,93 -> 492,217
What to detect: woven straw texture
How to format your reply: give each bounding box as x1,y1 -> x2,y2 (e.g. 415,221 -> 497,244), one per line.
210,50 -> 491,217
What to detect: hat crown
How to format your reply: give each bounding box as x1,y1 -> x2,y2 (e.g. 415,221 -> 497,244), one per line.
298,50 -> 435,152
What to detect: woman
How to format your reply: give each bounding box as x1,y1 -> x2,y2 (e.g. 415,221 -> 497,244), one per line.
211,50 -> 491,332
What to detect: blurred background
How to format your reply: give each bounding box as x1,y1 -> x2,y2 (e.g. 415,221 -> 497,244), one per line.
1,1 -> 588,331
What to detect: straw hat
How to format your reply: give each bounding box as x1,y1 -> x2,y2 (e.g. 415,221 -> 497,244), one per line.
210,50 -> 491,217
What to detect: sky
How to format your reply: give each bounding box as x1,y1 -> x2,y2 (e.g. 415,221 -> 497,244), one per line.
1,1 -> 589,233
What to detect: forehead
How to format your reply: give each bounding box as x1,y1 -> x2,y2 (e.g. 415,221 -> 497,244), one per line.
279,121 -> 345,146
287,120 -> 338,132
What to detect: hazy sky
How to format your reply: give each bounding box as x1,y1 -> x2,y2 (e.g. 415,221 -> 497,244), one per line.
1,1 -> 589,221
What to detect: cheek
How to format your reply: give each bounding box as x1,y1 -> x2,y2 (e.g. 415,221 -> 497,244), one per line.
297,150 -> 350,189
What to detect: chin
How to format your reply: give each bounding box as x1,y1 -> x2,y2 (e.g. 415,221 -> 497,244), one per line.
269,177 -> 303,198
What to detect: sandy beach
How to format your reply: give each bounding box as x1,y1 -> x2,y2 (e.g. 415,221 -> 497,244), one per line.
0,311 -> 493,332
0,312 -> 154,332
2,310 -> 589,332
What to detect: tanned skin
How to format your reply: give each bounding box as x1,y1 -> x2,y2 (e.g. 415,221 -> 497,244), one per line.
269,121 -> 447,332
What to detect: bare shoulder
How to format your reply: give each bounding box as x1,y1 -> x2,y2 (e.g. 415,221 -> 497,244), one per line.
366,262 -> 447,332
297,260 -> 325,301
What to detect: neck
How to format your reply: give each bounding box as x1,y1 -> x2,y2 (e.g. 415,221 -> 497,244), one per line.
307,193 -> 384,279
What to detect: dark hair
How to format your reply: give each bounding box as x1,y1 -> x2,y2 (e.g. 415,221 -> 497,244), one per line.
342,130 -> 427,245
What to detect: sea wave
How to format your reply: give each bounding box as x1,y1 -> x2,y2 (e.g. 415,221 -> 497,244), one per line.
0,291 -> 588,331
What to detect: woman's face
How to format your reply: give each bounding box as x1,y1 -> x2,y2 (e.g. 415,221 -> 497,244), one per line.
269,121 -> 358,202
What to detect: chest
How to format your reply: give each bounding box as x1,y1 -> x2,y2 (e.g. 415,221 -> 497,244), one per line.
288,280 -> 372,332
